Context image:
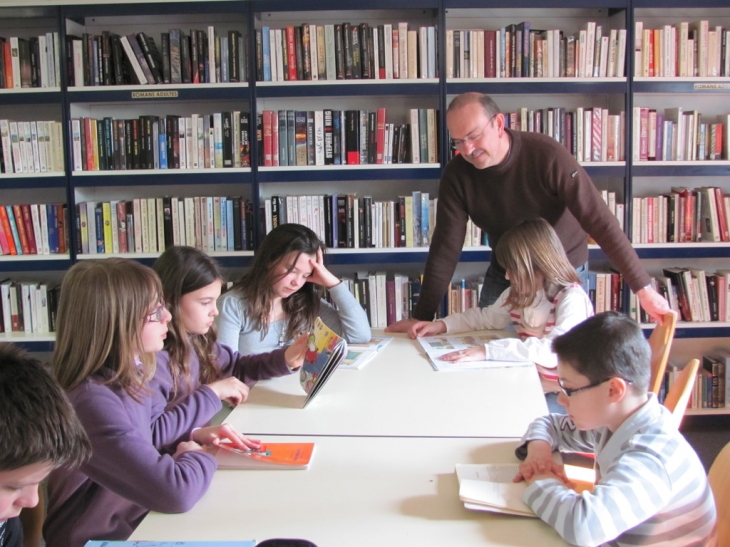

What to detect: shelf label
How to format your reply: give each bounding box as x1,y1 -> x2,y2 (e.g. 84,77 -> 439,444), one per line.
693,83 -> 730,90
131,91 -> 179,99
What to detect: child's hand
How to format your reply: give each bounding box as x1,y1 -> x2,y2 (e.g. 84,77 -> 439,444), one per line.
191,424 -> 262,451
408,320 -> 446,339
206,377 -> 250,406
172,440 -> 206,459
307,248 -> 340,289
385,318 -> 418,333
440,346 -> 486,362
284,333 -> 309,370
513,440 -> 573,487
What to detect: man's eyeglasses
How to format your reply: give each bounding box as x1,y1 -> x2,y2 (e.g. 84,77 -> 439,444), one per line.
449,115 -> 497,149
146,303 -> 168,323
558,377 -> 612,398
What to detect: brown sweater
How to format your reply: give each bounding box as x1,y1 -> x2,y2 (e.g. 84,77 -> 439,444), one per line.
413,129 -> 650,320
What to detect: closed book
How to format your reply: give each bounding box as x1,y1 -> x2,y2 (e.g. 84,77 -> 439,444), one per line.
136,33 -> 163,84
345,110 -> 360,164
214,442 -> 314,470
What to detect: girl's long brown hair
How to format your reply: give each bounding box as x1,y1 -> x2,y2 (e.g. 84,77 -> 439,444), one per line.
231,223 -> 324,341
53,259 -> 162,400
153,246 -> 224,399
496,218 -> 580,310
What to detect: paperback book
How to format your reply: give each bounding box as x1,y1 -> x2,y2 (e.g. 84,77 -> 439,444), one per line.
455,463 -> 535,517
213,442 -> 315,470
339,335 -> 393,370
300,316 -> 347,407
416,333 -> 531,371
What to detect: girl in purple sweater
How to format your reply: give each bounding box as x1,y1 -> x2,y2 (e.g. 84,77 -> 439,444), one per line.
151,246 -> 306,428
44,259 -> 256,547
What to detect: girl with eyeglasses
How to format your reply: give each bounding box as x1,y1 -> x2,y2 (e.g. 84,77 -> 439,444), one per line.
151,245 -> 308,420
408,218 -> 594,377
215,223 -> 371,356
45,259 -> 255,547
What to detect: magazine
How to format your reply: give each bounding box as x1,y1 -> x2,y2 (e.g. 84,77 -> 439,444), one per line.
416,333 -> 531,371
299,317 -> 348,407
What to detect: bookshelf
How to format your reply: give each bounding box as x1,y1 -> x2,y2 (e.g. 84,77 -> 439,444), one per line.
0,1 -> 729,371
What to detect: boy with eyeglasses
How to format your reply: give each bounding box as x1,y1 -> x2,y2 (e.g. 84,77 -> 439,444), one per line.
514,312 -> 717,547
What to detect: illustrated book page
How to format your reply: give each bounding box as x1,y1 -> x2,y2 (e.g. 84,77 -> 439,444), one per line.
300,316 -> 347,407
417,333 -> 531,371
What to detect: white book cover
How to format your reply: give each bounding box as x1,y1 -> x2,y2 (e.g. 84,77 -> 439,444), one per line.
0,119 -> 14,174
30,122 -> 41,173
38,34 -> 49,88
207,26 -> 217,83
274,28 -> 284,82
427,26 -> 436,79
132,198 -> 143,254
455,464 -> 535,517
9,121 -> 23,173
309,24 -> 318,81
324,25 -> 336,80
445,29 -> 454,78
37,121 -> 48,173
314,110 -> 324,166
184,197 -> 196,247
10,37 -> 21,89
22,122 -> 34,173
176,199 -> 186,246
407,30 -> 418,79
409,109 -> 420,164
109,200 -> 120,254
398,22 -> 408,78
38,204 -> 50,255
616,28 -> 627,78
38,284 -> 49,333
71,119 -> 82,172
384,24 -> 393,79
52,32 -> 61,88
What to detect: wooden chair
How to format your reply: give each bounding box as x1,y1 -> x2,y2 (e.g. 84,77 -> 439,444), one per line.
708,441 -> 730,547
648,310 -> 679,396
662,358 -> 700,429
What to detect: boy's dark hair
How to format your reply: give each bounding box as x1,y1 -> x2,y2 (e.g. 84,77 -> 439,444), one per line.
552,312 -> 650,392
0,343 -> 91,471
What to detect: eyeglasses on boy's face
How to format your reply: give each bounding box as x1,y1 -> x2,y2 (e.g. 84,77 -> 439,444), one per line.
449,115 -> 497,149
557,377 -> 612,398
146,303 -> 168,323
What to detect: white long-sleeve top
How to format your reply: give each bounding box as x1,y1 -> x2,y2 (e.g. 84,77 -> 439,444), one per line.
439,283 -> 593,368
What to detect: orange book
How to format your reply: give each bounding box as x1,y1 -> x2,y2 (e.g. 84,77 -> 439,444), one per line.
0,206 -> 16,254
213,442 -> 315,470
3,42 -> 12,88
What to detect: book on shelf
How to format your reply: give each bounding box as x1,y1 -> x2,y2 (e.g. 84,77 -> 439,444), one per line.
69,112 -> 249,172
74,196 -> 252,255
212,441 -> 315,470
0,279 -> 59,334
255,21 -> 435,81
300,317 -> 348,408
634,20 -> 730,78
447,21 -> 625,80
416,333 -> 531,372
68,24 -> 246,87
338,336 -> 393,370
0,32 -> 60,89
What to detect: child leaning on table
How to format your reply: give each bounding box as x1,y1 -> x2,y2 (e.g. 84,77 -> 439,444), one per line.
0,343 -> 90,547
151,245 -> 308,423
44,259 -> 258,547
408,218 -> 593,374
514,311 -> 717,547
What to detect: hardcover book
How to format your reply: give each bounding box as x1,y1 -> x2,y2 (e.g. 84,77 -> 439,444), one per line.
300,317 -> 348,408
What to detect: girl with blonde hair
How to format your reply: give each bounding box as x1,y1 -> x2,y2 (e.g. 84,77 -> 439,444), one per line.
409,218 -> 593,370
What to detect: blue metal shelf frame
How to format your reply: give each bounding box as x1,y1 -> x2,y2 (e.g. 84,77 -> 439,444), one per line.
70,172 -> 253,187
256,83 -> 439,99
0,176 -> 68,190
257,167 -> 441,183
66,86 -> 250,104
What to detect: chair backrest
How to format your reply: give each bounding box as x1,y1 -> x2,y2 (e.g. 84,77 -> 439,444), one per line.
648,310 -> 678,395
708,441 -> 730,547
662,358 -> 699,428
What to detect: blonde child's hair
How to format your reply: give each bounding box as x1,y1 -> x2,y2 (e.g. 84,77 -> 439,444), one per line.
53,258 -> 163,399
496,218 -> 580,310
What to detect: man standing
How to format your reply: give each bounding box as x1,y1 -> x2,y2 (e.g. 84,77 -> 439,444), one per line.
387,92 -> 669,331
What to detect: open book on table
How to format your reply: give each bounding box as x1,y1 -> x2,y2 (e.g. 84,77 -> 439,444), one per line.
300,317 -> 347,407
416,333 -> 531,371
455,463 -> 536,517
212,442 -> 315,470
339,335 -> 393,370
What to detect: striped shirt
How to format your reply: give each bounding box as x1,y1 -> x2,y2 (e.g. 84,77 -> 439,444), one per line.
440,283 -> 593,368
516,395 -> 717,547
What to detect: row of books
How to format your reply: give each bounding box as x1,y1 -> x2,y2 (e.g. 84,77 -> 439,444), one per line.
257,108 -> 438,167
68,26 -> 247,87
74,196 -> 254,255
69,111 -> 250,172
0,280 -> 58,334
0,120 -> 65,175
659,352 -> 730,410
448,106 -> 626,163
632,108 -> 729,162
256,22 -> 437,82
643,268 -> 730,323
0,203 -> 69,256
0,33 -> 61,89
583,270 -> 626,314
630,187 -> 730,244
634,21 -> 730,78
446,22 -> 627,79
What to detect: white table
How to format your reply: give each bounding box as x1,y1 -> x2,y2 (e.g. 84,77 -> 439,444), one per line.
228,333 -> 548,438
130,436 -> 569,547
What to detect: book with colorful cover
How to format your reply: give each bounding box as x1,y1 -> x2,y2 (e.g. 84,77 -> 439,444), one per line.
213,442 -> 315,470
416,333 -> 531,371
300,316 -> 347,407
339,336 -> 393,370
